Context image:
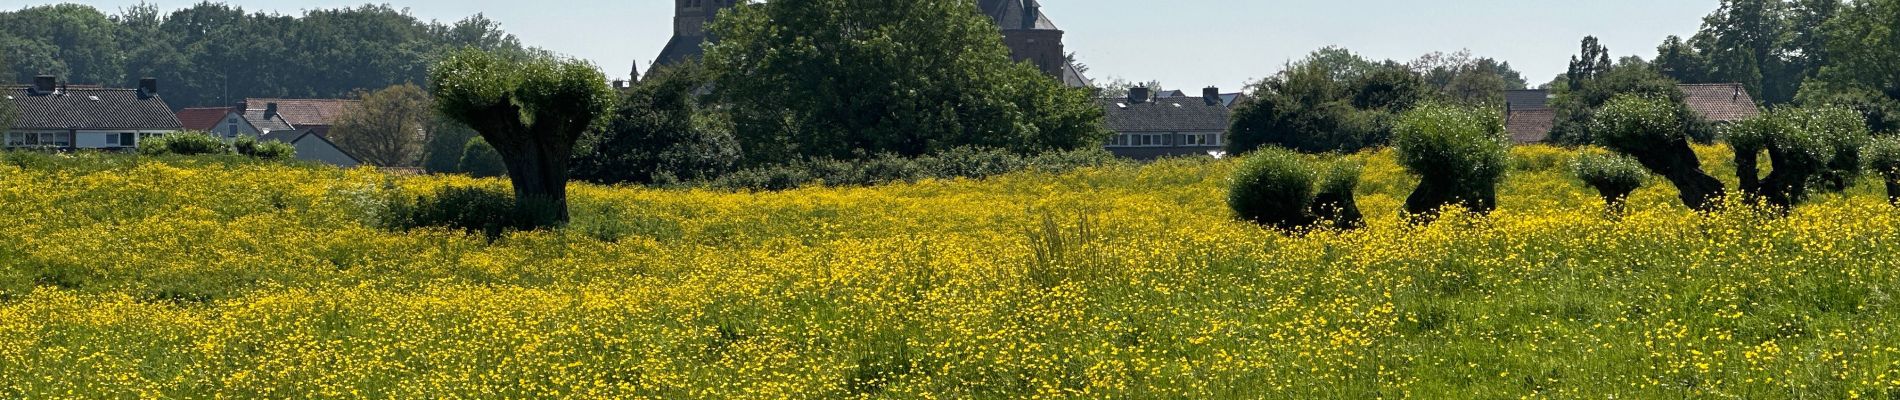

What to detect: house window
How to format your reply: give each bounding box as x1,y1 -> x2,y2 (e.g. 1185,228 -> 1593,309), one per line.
121,133 -> 135,147
39,133 -> 69,147
106,133 -> 119,146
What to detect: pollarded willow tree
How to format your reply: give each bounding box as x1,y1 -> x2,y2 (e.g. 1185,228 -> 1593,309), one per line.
1592,94 -> 1727,211
1867,136 -> 1900,204
1391,102 -> 1511,220
428,48 -> 615,227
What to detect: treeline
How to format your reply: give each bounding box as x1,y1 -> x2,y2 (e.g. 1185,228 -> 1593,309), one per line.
0,2 -> 530,108
1227,47 -> 1529,154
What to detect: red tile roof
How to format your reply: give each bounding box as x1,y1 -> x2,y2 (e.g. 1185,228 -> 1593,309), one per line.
243,98 -> 361,127
1679,83 -> 1761,123
1506,109 -> 1555,144
176,107 -> 235,131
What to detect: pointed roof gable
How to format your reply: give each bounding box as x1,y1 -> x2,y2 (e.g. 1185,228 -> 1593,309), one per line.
979,0 -> 1059,30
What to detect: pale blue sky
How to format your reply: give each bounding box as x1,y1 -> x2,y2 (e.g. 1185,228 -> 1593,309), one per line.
25,0 -> 1718,91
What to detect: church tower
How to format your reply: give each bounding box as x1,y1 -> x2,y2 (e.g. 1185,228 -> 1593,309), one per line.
654,0 -> 737,67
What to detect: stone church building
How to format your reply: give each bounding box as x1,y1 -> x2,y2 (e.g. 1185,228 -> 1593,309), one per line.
652,0 -> 1090,87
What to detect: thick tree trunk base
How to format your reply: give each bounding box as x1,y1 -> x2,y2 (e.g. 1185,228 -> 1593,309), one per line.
1405,180 -> 1496,224
1311,187 -> 1364,230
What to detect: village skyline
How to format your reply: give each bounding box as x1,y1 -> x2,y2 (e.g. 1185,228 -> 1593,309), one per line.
54,0 -> 1716,90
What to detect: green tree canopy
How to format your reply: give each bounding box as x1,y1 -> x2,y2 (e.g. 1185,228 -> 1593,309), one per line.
1228,48 -> 1432,154
703,0 -> 1105,165
1549,54 -> 1715,145
429,48 -> 614,227
572,62 -> 741,186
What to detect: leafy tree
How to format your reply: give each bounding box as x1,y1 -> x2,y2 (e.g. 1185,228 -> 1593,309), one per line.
1549,60 -> 1716,145
1566,36 -> 1614,91
429,48 -> 614,227
330,84 -> 435,167
1411,50 -> 1528,105
1229,49 -> 1430,154
1095,77 -> 1164,98
1392,103 -> 1511,219
1592,94 -> 1727,211
1655,35 -> 1712,83
703,0 -> 1106,165
0,4 -> 127,84
423,120 -> 478,174
1800,0 -> 1900,133
572,62 -> 741,185
1865,136 -> 1900,204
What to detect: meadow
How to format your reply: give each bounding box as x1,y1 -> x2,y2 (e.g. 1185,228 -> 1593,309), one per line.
2,146 -> 1899,398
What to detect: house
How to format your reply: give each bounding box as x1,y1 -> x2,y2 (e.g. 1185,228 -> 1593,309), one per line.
1099,87 -> 1232,159
261,128 -> 361,168
1501,83 -> 1761,143
209,102 -> 362,167
652,0 -> 1090,87
2,76 -> 181,150
175,106 -> 236,132
1678,83 -> 1762,124
242,98 -> 360,136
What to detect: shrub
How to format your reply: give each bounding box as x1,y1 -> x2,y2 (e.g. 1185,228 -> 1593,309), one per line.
1225,148 -> 1364,232
1572,151 -> 1648,212
381,185 -> 529,239
1392,102 -> 1509,219
1795,106 -> 1873,193
234,136 -> 297,161
1228,148 -> 1317,230
459,139 -> 507,178
1866,136 -> 1900,204
139,131 -> 229,156
1727,108 -> 1834,209
1592,94 -> 1725,211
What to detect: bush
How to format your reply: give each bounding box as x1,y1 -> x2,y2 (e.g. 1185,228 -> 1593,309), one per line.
1392,102 -> 1509,219
459,139 -> 507,178
234,136 -> 297,161
381,185 -> 531,239
139,131 -> 229,156
1593,94 -> 1725,211
1572,151 -> 1648,212
1226,148 -> 1364,232
1727,107 -> 1837,209
1795,106 -> 1873,192
1865,136 -> 1900,204
1228,148 -> 1317,230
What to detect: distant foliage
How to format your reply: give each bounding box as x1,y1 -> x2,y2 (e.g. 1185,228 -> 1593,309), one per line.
1228,48 -> 1431,154
1549,60 -> 1716,145
1392,103 -> 1510,219
138,132 -> 229,156
1572,151 -> 1648,212
571,62 -> 740,186
0,3 -> 528,108
457,139 -> 506,179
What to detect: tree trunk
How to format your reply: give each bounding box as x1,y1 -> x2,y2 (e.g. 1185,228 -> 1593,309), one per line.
1887,177 -> 1899,206
1734,147 -> 1761,201
1311,186 -> 1364,230
499,139 -> 574,228
1625,138 -> 1725,212
1405,179 -> 1496,223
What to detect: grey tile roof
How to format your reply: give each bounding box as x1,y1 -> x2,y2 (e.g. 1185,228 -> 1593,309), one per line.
240,111 -> 296,133
1679,83 -> 1761,122
1098,97 -> 1231,133
2,86 -> 180,130
1505,89 -> 1551,111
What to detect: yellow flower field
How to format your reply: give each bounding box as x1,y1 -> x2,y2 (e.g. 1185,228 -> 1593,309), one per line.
1,146 -> 1898,398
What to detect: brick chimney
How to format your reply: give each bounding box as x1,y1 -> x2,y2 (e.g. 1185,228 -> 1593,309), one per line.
264,102 -> 279,119
32,75 -> 55,95
1129,87 -> 1150,104
1203,86 -> 1221,107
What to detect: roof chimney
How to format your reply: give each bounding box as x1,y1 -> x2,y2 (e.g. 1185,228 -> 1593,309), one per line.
1203,86 -> 1221,107
265,102 -> 279,118
1129,87 -> 1151,104
32,75 -> 55,95
138,77 -> 158,98
235,101 -> 249,115
1733,85 -> 1742,101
